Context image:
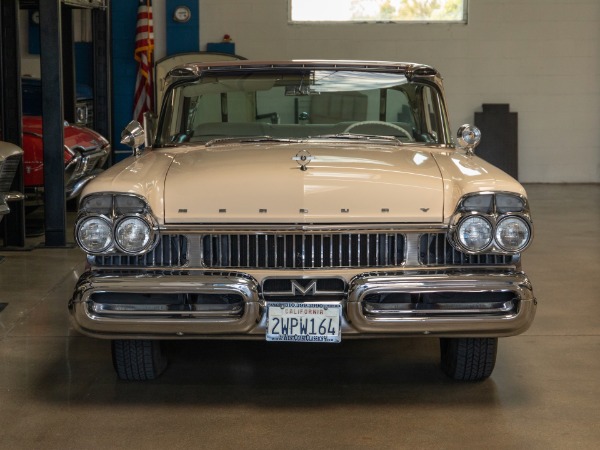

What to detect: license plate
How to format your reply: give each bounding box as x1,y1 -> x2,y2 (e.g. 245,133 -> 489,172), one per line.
267,302 -> 342,343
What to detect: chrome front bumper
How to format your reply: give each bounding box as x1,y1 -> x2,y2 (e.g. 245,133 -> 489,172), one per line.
69,269 -> 536,340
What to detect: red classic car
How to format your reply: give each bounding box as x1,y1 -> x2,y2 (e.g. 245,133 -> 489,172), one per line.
22,116 -> 110,201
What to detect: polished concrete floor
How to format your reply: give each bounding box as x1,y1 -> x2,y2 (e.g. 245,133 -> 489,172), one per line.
0,184 -> 598,449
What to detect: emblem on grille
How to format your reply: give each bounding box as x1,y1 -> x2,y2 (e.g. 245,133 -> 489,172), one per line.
262,278 -> 346,298
292,150 -> 314,171
290,280 -> 318,296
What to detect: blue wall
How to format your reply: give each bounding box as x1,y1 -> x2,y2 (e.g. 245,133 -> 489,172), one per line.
111,1 -> 140,160
111,1 -> 200,161
166,0 -> 200,55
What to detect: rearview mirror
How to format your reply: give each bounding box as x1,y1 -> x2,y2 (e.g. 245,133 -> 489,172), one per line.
120,120 -> 145,156
456,124 -> 481,156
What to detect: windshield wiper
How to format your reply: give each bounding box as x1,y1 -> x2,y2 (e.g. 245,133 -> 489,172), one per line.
309,133 -> 403,145
205,136 -> 301,147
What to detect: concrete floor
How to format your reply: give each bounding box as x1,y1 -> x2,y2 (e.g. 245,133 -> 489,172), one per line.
0,184 -> 598,449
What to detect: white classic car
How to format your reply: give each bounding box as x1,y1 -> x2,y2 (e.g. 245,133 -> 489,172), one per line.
70,60 -> 536,381
0,141 -> 23,220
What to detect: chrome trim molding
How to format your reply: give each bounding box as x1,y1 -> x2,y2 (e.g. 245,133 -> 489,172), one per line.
159,223 -> 449,233
66,172 -> 100,200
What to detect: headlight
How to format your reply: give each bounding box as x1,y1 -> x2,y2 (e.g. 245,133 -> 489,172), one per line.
495,216 -> 530,251
114,216 -> 153,254
76,216 -> 112,253
456,216 -> 492,252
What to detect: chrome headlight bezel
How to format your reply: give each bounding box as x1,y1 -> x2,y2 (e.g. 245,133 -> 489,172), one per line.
113,214 -> 156,254
75,193 -> 159,256
494,215 -> 531,252
75,214 -> 114,254
455,214 -> 493,253
449,192 -> 533,255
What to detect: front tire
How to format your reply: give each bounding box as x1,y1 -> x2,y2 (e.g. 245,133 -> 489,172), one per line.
440,337 -> 497,381
111,339 -> 167,381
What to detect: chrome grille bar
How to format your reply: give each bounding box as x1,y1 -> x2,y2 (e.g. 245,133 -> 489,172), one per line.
202,233 -> 406,269
92,235 -> 188,267
419,233 -> 513,266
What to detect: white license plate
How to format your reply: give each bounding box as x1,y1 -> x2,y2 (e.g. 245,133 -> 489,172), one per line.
267,302 -> 342,343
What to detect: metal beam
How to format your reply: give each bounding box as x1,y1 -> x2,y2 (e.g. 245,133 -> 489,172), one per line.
0,0 -> 26,248
92,3 -> 111,145
39,0 -> 67,247
62,6 -> 76,124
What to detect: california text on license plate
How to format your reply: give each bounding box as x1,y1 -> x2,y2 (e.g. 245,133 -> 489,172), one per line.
266,302 -> 342,343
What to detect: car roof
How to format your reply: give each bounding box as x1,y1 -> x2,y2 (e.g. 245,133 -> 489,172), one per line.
165,59 -> 441,87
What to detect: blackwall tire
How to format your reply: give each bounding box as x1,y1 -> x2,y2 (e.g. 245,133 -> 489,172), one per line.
440,337 -> 498,381
111,339 -> 167,381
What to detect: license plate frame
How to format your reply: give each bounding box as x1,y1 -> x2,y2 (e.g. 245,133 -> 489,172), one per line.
266,302 -> 342,343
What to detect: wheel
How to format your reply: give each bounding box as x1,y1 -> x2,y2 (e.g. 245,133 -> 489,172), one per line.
343,120 -> 413,139
440,337 -> 497,381
111,339 -> 167,381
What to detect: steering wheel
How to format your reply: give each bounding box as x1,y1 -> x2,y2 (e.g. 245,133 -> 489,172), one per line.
343,121 -> 413,140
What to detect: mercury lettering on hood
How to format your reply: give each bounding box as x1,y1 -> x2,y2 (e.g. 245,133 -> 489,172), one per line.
163,142 -> 445,224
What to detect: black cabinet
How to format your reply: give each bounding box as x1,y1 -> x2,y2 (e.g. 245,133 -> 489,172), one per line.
474,104 -> 518,180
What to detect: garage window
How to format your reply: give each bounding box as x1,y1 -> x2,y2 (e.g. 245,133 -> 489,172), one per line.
290,0 -> 467,23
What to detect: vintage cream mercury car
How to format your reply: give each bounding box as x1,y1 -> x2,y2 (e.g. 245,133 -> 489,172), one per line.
70,60 -> 536,381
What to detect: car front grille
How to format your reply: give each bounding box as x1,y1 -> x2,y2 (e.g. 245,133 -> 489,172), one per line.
0,154 -> 21,192
92,235 -> 188,267
89,232 -> 513,269
419,233 -> 513,265
202,233 -> 406,269
75,99 -> 94,127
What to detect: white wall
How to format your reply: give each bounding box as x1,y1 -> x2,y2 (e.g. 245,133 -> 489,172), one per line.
199,0 -> 600,183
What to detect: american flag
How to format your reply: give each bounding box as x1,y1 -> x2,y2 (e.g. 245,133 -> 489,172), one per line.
132,0 -> 154,124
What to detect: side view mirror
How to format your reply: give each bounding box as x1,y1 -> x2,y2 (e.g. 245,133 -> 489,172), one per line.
456,124 -> 481,156
120,120 -> 145,156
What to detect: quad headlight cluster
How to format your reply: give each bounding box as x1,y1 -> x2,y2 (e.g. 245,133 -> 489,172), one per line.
451,193 -> 532,254
75,194 -> 158,255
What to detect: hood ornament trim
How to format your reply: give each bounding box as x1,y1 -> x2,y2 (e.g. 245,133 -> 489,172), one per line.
292,149 -> 314,171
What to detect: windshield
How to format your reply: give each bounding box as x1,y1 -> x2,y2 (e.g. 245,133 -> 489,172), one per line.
157,69 -> 449,146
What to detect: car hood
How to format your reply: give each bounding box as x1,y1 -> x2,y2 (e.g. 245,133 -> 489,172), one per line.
22,116 -> 108,150
163,142 -> 444,224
